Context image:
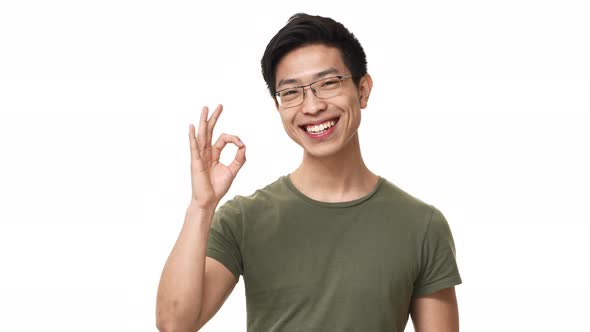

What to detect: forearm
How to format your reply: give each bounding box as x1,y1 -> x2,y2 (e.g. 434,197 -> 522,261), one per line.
156,203 -> 216,332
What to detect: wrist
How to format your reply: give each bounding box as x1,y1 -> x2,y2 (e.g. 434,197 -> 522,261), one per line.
187,200 -> 218,215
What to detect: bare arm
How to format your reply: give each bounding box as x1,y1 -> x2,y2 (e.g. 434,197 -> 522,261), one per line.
410,287 -> 459,332
156,105 -> 246,332
193,257 -> 238,330
156,206 -> 239,332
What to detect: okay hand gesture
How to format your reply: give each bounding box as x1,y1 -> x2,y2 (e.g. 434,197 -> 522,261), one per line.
188,104 -> 246,209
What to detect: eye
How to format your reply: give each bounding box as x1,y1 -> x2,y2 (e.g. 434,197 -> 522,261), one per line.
281,89 -> 298,96
320,78 -> 340,89
279,89 -> 301,101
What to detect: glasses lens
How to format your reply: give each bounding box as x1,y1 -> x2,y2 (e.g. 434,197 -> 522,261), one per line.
314,77 -> 342,99
278,88 -> 302,107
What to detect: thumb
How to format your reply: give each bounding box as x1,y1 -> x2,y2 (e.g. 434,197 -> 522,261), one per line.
228,145 -> 246,175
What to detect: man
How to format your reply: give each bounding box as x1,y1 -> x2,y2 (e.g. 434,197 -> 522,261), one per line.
156,13 -> 462,332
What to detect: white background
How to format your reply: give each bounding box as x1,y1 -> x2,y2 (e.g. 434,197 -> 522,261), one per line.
1,0 -> 589,331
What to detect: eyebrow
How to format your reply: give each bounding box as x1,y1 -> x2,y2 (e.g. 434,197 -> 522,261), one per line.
276,68 -> 340,89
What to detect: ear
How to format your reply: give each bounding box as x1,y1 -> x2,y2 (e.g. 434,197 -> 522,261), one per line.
358,73 -> 373,109
273,96 -> 280,111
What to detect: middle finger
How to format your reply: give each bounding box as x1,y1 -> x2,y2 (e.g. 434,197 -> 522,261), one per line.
206,104 -> 223,146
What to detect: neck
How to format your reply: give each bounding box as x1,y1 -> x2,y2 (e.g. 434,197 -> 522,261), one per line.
289,133 -> 379,202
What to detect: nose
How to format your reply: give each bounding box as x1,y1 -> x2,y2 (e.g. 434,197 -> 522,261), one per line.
300,86 -> 327,115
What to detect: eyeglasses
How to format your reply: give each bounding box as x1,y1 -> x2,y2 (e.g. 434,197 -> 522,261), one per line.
274,75 -> 353,108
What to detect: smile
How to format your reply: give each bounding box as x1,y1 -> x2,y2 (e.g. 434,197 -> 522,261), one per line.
299,117 -> 340,138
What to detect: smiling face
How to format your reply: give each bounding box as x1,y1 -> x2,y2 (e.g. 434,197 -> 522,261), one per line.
274,44 -> 372,158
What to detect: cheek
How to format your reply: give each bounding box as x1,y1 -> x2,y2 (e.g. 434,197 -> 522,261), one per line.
330,96 -> 354,114
341,96 -> 362,118
342,98 -> 362,128
281,117 -> 300,138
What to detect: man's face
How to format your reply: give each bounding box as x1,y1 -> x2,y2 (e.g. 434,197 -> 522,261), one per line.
274,44 -> 372,158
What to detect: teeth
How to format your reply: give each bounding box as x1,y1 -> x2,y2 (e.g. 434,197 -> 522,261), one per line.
305,120 -> 336,133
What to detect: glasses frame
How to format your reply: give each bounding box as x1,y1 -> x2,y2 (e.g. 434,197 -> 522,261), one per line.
274,75 -> 354,109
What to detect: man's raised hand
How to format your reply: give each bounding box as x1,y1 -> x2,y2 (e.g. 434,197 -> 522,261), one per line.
188,104 -> 246,209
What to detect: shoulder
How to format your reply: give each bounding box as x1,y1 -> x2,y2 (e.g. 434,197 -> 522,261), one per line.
374,177 -> 441,230
377,179 -> 456,248
218,175 -> 288,215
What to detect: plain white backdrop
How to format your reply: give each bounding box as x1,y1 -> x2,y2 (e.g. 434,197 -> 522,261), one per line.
1,0 -> 589,331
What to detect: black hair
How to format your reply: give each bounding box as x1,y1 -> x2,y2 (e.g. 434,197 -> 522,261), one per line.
261,13 -> 368,97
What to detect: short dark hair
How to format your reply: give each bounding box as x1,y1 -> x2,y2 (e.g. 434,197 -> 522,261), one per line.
261,13 -> 368,97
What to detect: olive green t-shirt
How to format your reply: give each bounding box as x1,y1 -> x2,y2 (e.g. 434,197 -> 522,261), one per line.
206,175 -> 462,331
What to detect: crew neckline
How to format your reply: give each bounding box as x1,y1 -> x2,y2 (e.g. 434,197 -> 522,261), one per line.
281,173 -> 384,208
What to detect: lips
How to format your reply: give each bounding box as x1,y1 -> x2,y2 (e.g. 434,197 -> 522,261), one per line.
298,117 -> 340,130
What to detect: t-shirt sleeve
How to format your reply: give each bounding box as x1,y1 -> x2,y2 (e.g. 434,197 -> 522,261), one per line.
206,198 -> 244,282
412,206 -> 462,298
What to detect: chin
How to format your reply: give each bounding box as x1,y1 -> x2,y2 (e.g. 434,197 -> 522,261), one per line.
301,143 -> 343,159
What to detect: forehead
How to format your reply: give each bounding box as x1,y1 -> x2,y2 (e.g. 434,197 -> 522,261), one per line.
275,44 -> 347,87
